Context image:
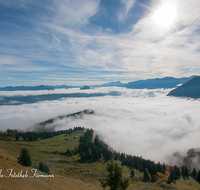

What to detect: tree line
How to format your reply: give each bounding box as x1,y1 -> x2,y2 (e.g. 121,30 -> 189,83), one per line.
0,127 -> 84,141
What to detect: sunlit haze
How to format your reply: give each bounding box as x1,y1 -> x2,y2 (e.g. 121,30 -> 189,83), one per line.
153,3 -> 177,28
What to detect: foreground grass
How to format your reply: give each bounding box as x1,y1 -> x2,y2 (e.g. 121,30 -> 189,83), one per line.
0,131 -> 200,189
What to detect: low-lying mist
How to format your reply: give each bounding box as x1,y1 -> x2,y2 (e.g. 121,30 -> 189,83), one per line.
0,87 -> 200,166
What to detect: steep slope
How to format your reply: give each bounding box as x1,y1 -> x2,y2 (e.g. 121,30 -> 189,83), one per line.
167,76 -> 200,98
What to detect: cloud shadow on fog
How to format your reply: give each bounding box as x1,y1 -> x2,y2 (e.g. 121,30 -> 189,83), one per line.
0,91 -> 121,106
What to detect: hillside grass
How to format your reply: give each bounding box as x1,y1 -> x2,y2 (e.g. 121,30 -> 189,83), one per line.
0,130 -> 200,189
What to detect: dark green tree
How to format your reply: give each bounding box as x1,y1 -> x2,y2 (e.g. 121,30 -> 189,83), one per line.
174,165 -> 181,180
197,170 -> 200,183
157,162 -> 162,173
15,133 -> 19,141
17,148 -> 31,167
162,163 -> 166,174
66,149 -> 72,156
192,168 -> 197,179
185,166 -> 189,180
168,169 -> 176,184
182,166 -> 186,180
99,160 -> 129,190
143,168 -> 151,182
130,169 -> 135,178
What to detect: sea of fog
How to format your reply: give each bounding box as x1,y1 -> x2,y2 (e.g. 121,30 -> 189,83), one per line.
0,87 -> 200,165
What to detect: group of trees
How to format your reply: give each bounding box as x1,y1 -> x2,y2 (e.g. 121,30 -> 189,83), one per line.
60,148 -> 78,156
112,152 -> 166,183
77,129 -> 112,161
167,166 -> 181,184
168,165 -> 200,184
190,167 -> 200,183
0,127 -> 84,141
181,165 -> 189,180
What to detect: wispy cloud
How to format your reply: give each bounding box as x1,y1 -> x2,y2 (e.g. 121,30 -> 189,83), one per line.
121,0 -> 137,14
0,0 -> 200,86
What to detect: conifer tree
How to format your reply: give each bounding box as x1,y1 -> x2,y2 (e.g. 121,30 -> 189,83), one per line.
168,170 -> 175,184
173,165 -> 181,180
185,166 -> 189,180
197,170 -> 200,183
162,163 -> 166,174
182,166 -> 186,180
17,148 -> 31,167
143,168 -> 151,182
99,160 -> 129,190
157,162 -> 162,173
15,133 -> 19,141
130,169 -> 135,178
192,168 -> 197,179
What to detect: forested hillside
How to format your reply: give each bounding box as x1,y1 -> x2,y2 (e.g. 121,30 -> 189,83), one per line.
1,127 -> 200,189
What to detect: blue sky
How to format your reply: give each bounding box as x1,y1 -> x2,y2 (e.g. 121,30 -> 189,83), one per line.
0,0 -> 200,86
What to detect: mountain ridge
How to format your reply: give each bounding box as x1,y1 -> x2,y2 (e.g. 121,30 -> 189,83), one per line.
0,76 -> 194,91
167,76 -> 200,99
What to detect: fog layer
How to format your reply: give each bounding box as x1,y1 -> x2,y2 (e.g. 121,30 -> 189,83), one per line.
0,87 -> 199,165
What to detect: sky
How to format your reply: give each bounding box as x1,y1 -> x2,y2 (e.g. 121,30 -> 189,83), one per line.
1,87 -> 200,165
0,0 -> 200,87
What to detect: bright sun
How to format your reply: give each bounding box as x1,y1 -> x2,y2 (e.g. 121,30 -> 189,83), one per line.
153,3 -> 176,28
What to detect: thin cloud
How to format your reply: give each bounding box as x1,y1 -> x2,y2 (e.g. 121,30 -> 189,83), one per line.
1,0 -> 200,85
121,0 -> 137,14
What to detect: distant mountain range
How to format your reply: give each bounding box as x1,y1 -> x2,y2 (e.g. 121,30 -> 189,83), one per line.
0,84 -> 75,91
91,77 -> 192,89
91,81 -> 124,88
167,76 -> 200,99
125,77 -> 192,89
0,76 -> 194,91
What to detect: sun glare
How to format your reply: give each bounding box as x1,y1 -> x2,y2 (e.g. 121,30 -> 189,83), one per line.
153,3 -> 176,28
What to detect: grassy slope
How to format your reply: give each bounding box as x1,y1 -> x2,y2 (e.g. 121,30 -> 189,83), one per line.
0,131 -> 200,190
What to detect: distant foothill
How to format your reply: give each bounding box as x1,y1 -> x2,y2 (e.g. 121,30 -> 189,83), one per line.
80,86 -> 90,90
